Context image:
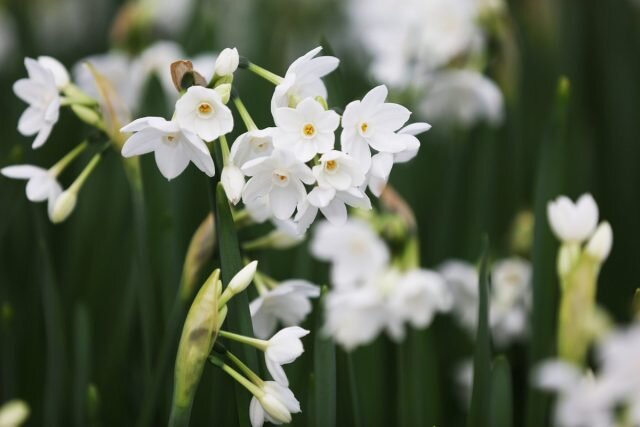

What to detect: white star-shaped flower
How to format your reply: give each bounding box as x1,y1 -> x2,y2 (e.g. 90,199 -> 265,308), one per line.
263,326 -> 309,386
241,150 -> 314,220
341,85 -> 411,171
273,98 -> 340,162
175,85 -> 234,142
271,46 -> 339,113
121,117 -> 214,180
230,128 -> 275,168
249,381 -> 301,427
1,165 -> 62,218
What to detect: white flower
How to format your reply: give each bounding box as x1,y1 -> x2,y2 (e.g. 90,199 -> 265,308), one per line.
341,85 -> 411,170
120,117 -> 214,180
273,98 -> 340,162
323,286 -> 387,350
130,41 -> 185,103
302,187 -> 371,225
535,361 -> 617,427
585,222 -> 613,262
0,399 -> 29,427
438,260 -> 479,333
387,269 -> 452,337
13,58 -> 62,148
271,46 -> 339,113
419,70 -> 504,127
264,326 -> 309,386
310,218 -> 389,288
175,85 -> 234,142
230,128 -> 275,168
214,47 -> 239,76
249,381 -> 301,427
221,164 -> 245,205
250,280 -> 320,339
547,193 -> 599,244
490,257 -> 532,346
313,150 -> 366,190
241,150 -> 314,220
1,165 -> 62,219
36,56 -> 70,89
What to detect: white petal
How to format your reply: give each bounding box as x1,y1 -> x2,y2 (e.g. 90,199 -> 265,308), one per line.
17,107 -> 43,136
321,199 -> 348,224
308,186 -> 336,208
121,130 -> 160,157
1,165 -> 45,179
270,186 -> 299,220
266,357 -> 289,386
249,397 -> 265,427
242,174 -> 272,204
154,144 -> 190,180
32,124 -> 53,149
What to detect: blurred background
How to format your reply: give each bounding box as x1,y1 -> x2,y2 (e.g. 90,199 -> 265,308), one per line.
1,0 -> 639,425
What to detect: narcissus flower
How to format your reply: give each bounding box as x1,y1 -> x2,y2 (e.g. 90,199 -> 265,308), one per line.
249,381 -> 301,427
273,98 -> 340,162
1,165 -> 62,218
241,150 -> 314,220
271,46 -> 339,112
341,85 -> 411,171
121,117 -> 214,180
264,326 -> 309,386
13,57 -> 65,148
175,85 -> 234,142
547,193 -> 599,244
230,128 -> 275,168
250,280 -> 320,339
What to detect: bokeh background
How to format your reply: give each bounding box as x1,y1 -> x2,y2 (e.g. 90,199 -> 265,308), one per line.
1,0 -> 639,425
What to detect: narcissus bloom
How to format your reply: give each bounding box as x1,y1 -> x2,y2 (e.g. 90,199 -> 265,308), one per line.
271,46 -> 339,112
1,165 -> 62,218
341,85 -> 411,171
547,193 -> 599,244
249,381 -> 301,427
14,57 -> 65,148
121,117 -> 214,180
273,98 -> 340,162
230,128 -> 276,168
264,327 -> 309,386
241,150 -> 314,220
175,85 -> 234,142
250,280 -> 320,339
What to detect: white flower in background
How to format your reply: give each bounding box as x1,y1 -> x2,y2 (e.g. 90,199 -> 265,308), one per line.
323,286 -> 387,350
419,70 -> 504,127
13,58 -> 66,149
535,361 -> 617,427
140,0 -> 196,35
36,56 -> 70,89
310,218 -> 389,288
0,399 -> 29,427
273,98 -> 340,162
250,280 -> 320,339
341,85 -> 411,170
130,41 -> 185,103
264,326 -> 309,386
490,257 -> 531,346
249,381 -> 301,427
1,165 -> 63,219
214,47 -> 240,76
387,269 -> 452,338
175,85 -> 234,142
230,128 -> 275,168
271,47 -> 339,113
438,260 -> 479,333
221,164 -> 245,205
547,193 -> 599,244
241,150 -> 314,220
0,10 -> 17,67
585,222 -> 613,262
120,117 -> 214,180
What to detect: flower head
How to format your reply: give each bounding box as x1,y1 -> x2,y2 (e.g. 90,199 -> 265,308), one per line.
230,128 -> 275,168
1,165 -> 62,219
249,381 -> 301,427
175,85 -> 234,142
264,326 -> 309,386
121,116 -> 214,180
547,193 -> 599,244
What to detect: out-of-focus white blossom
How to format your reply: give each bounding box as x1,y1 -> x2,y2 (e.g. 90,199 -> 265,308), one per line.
249,381 -> 301,427
547,193 -> 599,244
264,326 -> 309,386
1,165 -> 62,219
585,222 -> 613,263
0,399 -> 29,427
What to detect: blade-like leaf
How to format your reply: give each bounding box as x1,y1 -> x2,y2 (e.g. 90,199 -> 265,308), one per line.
314,287 -> 336,427
490,356 -> 513,427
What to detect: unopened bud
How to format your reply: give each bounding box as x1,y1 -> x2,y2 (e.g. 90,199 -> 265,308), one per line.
228,261 -> 258,294
0,399 -> 30,427
214,48 -> 239,77
215,83 -> 232,104
585,221 -> 613,263
259,394 -> 292,424
221,164 -> 245,205
71,105 -> 104,130
50,190 -> 77,223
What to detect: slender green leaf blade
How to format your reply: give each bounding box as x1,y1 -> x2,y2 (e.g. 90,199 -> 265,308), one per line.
490,356 -> 513,427
314,287 -> 336,427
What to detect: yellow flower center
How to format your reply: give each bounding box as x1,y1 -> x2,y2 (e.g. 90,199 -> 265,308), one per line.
325,160 -> 337,171
360,122 -> 369,133
303,123 -> 316,137
198,102 -> 213,115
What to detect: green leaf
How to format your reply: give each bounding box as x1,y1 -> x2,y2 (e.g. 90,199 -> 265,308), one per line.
525,77 -> 570,427
314,287 -> 336,427
73,304 -> 91,427
468,237 -> 491,427
490,356 -> 513,427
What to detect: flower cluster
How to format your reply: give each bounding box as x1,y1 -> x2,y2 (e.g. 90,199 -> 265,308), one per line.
345,0 -> 505,127
310,218 -> 451,350
439,256 -> 532,347
535,322 -> 640,427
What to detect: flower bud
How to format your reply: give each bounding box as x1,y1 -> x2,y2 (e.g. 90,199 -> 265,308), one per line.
585,221 -> 613,263
214,48 -> 239,77
258,394 -> 292,424
214,83 -> 232,104
0,399 -> 29,427
170,269 -> 221,425
50,190 -> 77,223
228,261 -> 258,294
221,164 -> 245,205
71,105 -> 104,129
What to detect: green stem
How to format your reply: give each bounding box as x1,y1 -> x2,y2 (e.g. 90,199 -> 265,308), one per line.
209,356 -> 264,397
218,330 -> 267,351
49,141 -> 88,177
219,135 -> 231,165
225,350 -> 264,386
68,153 -> 101,194
247,63 -> 283,85
233,97 -> 258,131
